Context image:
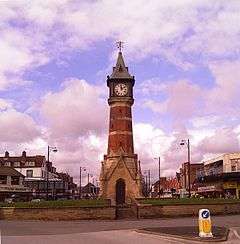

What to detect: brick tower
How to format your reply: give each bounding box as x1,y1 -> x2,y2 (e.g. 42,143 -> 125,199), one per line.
99,50 -> 142,205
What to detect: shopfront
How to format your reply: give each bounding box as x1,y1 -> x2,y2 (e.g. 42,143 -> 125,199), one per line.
197,185 -> 223,198
223,182 -> 240,199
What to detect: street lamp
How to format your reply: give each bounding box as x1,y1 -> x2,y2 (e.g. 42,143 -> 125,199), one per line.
88,173 -> 93,195
154,157 -> 161,198
143,170 -> 151,197
46,146 -> 58,200
79,166 -> 86,199
180,139 -> 191,198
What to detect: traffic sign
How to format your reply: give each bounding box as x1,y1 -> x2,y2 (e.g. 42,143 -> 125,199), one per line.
199,209 -> 213,238
201,210 -> 210,219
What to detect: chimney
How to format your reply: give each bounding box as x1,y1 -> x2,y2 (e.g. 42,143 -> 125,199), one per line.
22,151 -> 26,157
5,151 -> 9,157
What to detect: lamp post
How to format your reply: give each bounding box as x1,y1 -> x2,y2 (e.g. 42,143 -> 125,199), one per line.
144,170 -> 151,197
154,157 -> 161,198
180,139 -> 191,198
79,166 -> 86,199
88,173 -> 93,195
143,170 -> 148,197
46,146 -> 57,200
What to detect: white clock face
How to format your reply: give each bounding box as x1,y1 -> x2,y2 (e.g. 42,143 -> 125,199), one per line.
114,83 -> 128,96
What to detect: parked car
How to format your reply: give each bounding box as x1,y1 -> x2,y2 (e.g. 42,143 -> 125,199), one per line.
31,199 -> 41,203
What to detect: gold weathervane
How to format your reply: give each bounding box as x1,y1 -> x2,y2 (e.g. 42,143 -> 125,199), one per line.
116,41 -> 124,52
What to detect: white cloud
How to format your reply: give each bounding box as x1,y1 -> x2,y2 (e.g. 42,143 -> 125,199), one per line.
207,60 -> 240,114
0,98 -> 12,110
1,0 -> 240,182
41,78 -> 107,138
198,127 -> 240,154
143,79 -> 203,121
1,1 -> 240,89
0,109 -> 40,143
191,116 -> 219,129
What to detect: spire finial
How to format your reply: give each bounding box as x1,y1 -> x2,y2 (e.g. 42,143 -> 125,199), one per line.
116,41 -> 124,52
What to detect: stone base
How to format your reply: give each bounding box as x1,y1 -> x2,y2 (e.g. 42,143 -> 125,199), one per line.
100,153 -> 143,205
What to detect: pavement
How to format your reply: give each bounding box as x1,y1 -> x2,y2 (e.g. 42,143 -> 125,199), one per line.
138,226 -> 228,242
1,215 -> 240,243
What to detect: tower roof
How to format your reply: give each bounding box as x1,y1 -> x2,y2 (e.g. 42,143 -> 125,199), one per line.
110,52 -> 133,79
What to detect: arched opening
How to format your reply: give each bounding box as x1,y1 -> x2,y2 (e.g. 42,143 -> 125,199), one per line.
116,178 -> 125,205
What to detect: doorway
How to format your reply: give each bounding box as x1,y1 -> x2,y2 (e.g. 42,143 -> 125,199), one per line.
116,178 -> 125,205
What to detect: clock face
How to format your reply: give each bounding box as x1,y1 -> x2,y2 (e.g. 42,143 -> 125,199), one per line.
114,83 -> 128,96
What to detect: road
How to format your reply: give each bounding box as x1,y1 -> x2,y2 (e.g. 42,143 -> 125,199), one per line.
1,215 -> 240,243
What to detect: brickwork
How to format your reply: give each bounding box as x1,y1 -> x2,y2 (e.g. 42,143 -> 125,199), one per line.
137,203 -> 240,219
0,206 -> 116,220
100,51 -> 142,204
1,203 -> 240,220
108,103 -> 133,155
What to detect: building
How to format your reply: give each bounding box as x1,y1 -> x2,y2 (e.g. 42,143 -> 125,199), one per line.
179,162 -> 203,194
195,153 -> 240,198
56,172 -> 78,199
0,151 -> 49,180
0,151 -> 77,200
0,167 -> 31,201
80,183 -> 100,198
99,49 -> 142,204
152,177 -> 180,198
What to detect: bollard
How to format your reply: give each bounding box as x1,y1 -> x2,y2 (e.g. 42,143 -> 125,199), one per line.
199,209 -> 213,238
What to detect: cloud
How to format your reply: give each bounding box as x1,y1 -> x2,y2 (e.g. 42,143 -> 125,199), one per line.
136,78 -> 167,96
199,127 -> 240,154
0,98 -> 12,110
1,1 -> 240,89
207,60 -> 240,115
143,79 -> 203,121
41,78 -> 108,138
0,109 -> 40,143
1,1 -> 240,182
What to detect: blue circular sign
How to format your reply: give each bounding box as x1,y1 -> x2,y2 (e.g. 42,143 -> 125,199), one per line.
201,210 -> 210,219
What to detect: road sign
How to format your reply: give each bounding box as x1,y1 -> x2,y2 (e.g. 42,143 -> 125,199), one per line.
199,209 -> 213,238
201,210 -> 210,219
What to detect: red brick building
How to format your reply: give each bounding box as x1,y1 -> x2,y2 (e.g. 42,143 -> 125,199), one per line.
152,177 -> 180,197
179,162 -> 203,193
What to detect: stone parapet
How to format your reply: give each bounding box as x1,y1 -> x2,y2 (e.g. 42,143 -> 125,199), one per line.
137,203 -> 240,219
0,206 -> 116,221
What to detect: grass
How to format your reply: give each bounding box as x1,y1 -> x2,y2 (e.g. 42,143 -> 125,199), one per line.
138,198 -> 240,206
0,199 -> 110,208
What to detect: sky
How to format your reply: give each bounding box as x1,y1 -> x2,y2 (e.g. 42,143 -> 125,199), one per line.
0,0 -> 240,184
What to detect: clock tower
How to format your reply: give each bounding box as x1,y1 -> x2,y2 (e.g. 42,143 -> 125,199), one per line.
99,50 -> 143,205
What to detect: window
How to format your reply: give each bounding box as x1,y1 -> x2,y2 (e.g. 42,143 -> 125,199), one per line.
26,170 -> 33,177
230,158 -> 240,172
231,165 -> 237,172
14,162 -> 20,167
25,161 -> 35,167
11,176 -> 19,185
0,175 -> 7,184
5,162 -> 11,167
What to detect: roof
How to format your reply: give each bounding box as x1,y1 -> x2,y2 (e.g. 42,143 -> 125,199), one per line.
0,167 -> 24,177
0,155 -> 45,167
110,52 -> 133,79
203,152 -> 240,165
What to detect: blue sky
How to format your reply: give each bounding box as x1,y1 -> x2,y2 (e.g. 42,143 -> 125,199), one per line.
0,1 -> 240,183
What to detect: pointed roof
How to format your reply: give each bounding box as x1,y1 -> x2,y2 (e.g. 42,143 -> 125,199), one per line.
110,52 -> 133,79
